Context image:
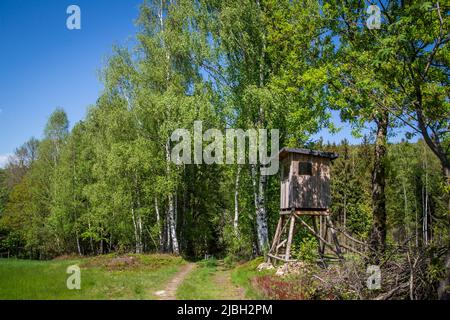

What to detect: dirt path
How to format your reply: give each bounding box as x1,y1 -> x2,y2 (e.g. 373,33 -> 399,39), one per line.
212,264 -> 247,300
154,263 -> 196,300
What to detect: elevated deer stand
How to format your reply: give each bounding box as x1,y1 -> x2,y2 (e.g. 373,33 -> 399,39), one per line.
268,148 -> 343,265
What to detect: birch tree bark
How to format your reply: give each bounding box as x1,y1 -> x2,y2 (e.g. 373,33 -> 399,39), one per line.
233,166 -> 241,233
166,141 -> 179,255
256,172 -> 269,252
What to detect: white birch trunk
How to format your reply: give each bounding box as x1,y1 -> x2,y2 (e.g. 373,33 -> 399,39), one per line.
251,164 -> 269,253
131,207 -> 142,254
155,197 -> 163,250
166,141 -> 179,255
256,170 -> 269,253
233,166 -> 241,233
76,230 -> 82,256
168,194 -> 179,255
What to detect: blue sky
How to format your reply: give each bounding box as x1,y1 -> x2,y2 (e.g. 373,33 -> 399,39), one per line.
0,1 -> 401,167
0,0 -> 142,166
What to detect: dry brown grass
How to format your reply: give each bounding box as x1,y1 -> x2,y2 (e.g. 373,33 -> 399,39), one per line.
79,253 -> 184,271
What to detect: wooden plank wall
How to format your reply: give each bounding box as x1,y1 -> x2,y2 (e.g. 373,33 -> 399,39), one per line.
280,154 -> 331,210
280,155 -> 292,210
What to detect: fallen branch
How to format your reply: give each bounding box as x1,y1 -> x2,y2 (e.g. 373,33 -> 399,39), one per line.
374,282 -> 410,300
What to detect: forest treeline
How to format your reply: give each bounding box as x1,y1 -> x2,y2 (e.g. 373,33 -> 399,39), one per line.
1,131 -> 446,258
0,0 -> 448,294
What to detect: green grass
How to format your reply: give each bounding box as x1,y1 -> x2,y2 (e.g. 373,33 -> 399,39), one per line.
0,254 -> 185,300
176,259 -> 220,300
231,257 -> 269,300
177,257 -> 268,300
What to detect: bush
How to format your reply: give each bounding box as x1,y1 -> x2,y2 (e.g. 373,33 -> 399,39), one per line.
291,237 -> 318,263
223,255 -> 235,268
222,223 -> 254,261
198,257 -> 217,268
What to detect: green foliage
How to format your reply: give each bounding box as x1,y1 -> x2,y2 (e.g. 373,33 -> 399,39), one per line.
386,140 -> 449,245
0,169 -> 7,215
0,1 -> 447,269
292,237 -> 319,263
222,222 -> 254,261
44,108 -> 69,142
329,139 -> 373,238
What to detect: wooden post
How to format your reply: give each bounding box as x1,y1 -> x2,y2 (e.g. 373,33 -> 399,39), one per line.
285,214 -> 296,261
322,217 -> 329,254
325,214 -> 344,260
268,216 -> 283,264
270,216 -> 283,252
312,216 -> 326,265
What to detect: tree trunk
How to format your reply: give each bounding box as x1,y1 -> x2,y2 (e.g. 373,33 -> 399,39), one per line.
166,141 -> 179,255
137,180 -> 143,254
256,168 -> 269,254
76,230 -> 82,256
370,112 -> 388,262
131,207 -> 142,254
168,194 -> 179,255
174,191 -> 178,229
137,212 -> 143,253
253,0 -> 269,255
88,220 -> 94,254
251,165 -> 268,254
155,197 -> 163,251
251,165 -> 258,210
164,214 -> 170,252
233,166 -> 241,233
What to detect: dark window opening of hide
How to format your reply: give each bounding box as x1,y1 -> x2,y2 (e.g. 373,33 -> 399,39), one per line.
298,162 -> 312,176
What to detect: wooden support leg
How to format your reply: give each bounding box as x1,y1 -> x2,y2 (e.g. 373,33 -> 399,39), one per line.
322,217 -> 329,254
312,216 -> 327,267
285,215 -> 296,261
270,216 -> 283,253
268,216 -> 283,264
312,216 -> 322,253
325,215 -> 344,260
275,217 -> 288,258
